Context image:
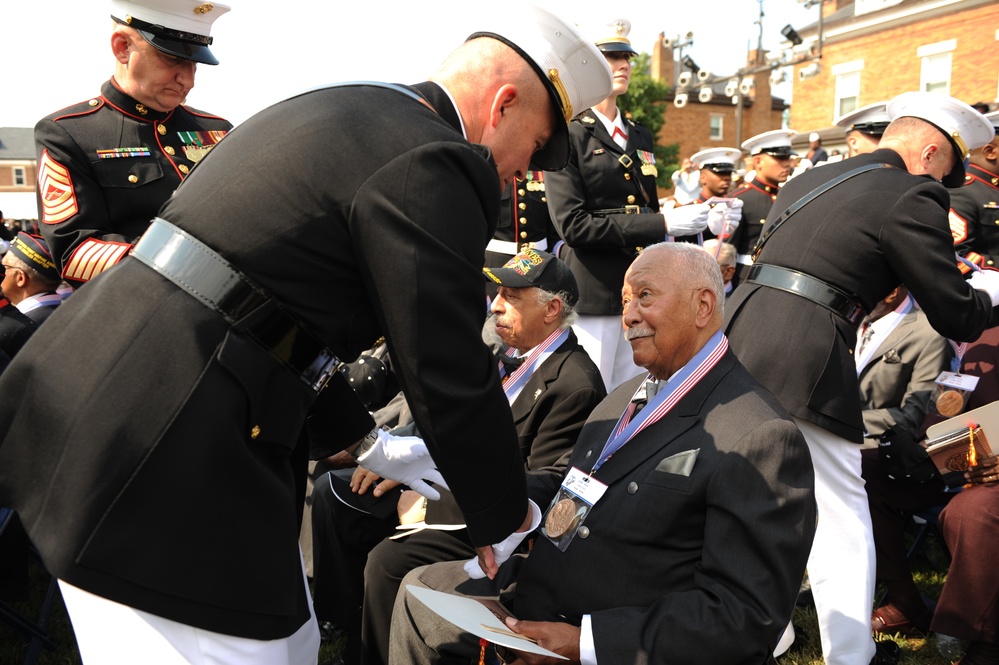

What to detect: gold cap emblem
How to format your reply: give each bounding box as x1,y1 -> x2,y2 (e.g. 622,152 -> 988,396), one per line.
194,3 -> 215,14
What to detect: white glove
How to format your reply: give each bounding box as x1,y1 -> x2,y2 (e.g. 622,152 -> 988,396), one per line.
706,199 -> 743,237
463,500 -> 541,579
355,430 -> 448,501
663,203 -> 710,237
968,269 -> 999,307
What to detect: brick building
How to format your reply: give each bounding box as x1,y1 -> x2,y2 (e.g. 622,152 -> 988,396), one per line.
787,0 -> 998,153
0,127 -> 38,225
648,38 -> 790,175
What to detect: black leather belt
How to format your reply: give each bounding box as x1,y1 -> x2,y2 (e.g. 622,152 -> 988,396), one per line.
132,217 -> 341,392
591,206 -> 652,215
746,263 -> 866,326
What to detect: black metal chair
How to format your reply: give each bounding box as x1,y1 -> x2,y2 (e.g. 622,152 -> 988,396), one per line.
0,507 -> 60,665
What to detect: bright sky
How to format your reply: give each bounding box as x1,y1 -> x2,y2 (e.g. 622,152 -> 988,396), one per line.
1,0 -> 817,129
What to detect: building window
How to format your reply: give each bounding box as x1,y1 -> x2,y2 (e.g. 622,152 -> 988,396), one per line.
13,167 -> 26,187
835,71 -> 861,119
709,115 -> 723,141
921,53 -> 951,94
917,40 -> 956,95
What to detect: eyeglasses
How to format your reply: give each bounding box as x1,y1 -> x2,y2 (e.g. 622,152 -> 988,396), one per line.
0,264 -> 22,278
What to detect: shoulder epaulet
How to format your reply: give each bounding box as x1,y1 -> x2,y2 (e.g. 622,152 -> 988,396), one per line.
48,97 -> 105,123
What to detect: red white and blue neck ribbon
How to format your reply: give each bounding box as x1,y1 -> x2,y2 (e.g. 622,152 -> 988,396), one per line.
592,330 -> 728,472
500,327 -> 569,404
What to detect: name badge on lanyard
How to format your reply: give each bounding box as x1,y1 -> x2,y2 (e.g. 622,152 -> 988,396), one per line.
541,467 -> 608,552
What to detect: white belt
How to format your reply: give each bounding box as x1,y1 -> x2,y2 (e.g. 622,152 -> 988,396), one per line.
736,253 -> 754,266
486,238 -> 549,255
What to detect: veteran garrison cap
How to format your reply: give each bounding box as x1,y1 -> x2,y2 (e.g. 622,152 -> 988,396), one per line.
886,92 -> 995,188
467,1 -> 613,171
835,101 -> 890,137
8,233 -> 61,282
111,0 -> 230,65
593,18 -> 639,56
691,147 -> 741,174
483,249 -> 579,307
741,129 -> 797,159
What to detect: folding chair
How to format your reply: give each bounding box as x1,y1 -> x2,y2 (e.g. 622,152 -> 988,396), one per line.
0,507 -> 60,665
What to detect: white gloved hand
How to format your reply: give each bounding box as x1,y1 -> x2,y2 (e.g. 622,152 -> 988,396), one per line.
663,203 -> 710,237
968,269 -> 999,306
706,198 -> 743,237
355,430 -> 448,501
463,500 -> 541,579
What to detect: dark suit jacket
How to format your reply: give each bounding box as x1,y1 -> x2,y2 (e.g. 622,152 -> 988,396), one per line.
427,330 -> 605,524
545,110 -> 665,316
725,149 -> 997,442
857,307 -> 951,441
0,82 -> 526,639
512,349 -> 816,664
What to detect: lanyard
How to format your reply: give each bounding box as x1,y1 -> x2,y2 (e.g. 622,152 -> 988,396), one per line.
592,330 -> 728,472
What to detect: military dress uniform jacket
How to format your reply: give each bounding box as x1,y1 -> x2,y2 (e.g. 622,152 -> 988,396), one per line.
950,163 -> 999,272
857,308 -> 951,441
728,176 -> 780,281
34,79 -> 231,287
545,110 -> 664,316
0,82 -> 527,640
485,172 -> 560,269
511,350 -> 816,664
725,149 -> 998,443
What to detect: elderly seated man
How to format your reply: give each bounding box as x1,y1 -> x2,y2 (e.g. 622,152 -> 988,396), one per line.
389,242 -> 816,664
1,233 -> 64,324
311,249 -> 605,665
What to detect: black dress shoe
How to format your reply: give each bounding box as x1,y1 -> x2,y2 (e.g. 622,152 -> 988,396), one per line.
870,640 -> 901,665
319,620 -> 346,644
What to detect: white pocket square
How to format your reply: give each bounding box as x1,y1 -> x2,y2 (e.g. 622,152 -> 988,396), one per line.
654,449 -> 700,477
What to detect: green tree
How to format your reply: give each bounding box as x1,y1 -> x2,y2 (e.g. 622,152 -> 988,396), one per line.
619,52 -> 681,190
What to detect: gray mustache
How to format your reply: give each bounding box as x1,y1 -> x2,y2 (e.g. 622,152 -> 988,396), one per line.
625,327 -> 653,341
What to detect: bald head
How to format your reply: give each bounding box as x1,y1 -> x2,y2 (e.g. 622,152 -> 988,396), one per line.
431,38 -> 552,141
430,37 -> 556,190
880,116 -> 958,182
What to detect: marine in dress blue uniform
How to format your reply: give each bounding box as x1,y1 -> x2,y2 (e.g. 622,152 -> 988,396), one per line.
950,111 -> 999,272
34,0 -> 232,288
728,129 -> 795,283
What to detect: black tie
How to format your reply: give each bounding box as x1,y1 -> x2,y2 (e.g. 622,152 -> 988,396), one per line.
499,352 -> 524,380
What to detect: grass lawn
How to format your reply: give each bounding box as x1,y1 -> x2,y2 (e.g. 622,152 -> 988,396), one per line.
0,521 -> 961,664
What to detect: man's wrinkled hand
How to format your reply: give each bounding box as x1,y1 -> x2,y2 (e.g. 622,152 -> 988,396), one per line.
500,617 -> 581,664
965,454 -> 999,485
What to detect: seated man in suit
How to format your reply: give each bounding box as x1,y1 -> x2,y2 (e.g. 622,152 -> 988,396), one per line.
390,242 -> 816,664
856,286 -> 953,635
311,249 -> 605,664
1,233 -> 64,325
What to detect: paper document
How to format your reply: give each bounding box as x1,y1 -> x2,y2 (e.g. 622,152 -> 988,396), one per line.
405,585 -> 568,659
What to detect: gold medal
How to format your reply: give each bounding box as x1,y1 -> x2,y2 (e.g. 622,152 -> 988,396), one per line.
544,498 -> 578,538
183,145 -> 212,163
935,389 -> 965,417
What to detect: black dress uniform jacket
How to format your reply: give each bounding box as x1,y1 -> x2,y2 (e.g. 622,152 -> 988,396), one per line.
34,79 -> 231,287
0,82 -> 526,639
725,149 -> 998,442
545,110 -> 664,316
950,163 -> 999,271
485,171 -> 560,268
728,176 -> 780,282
